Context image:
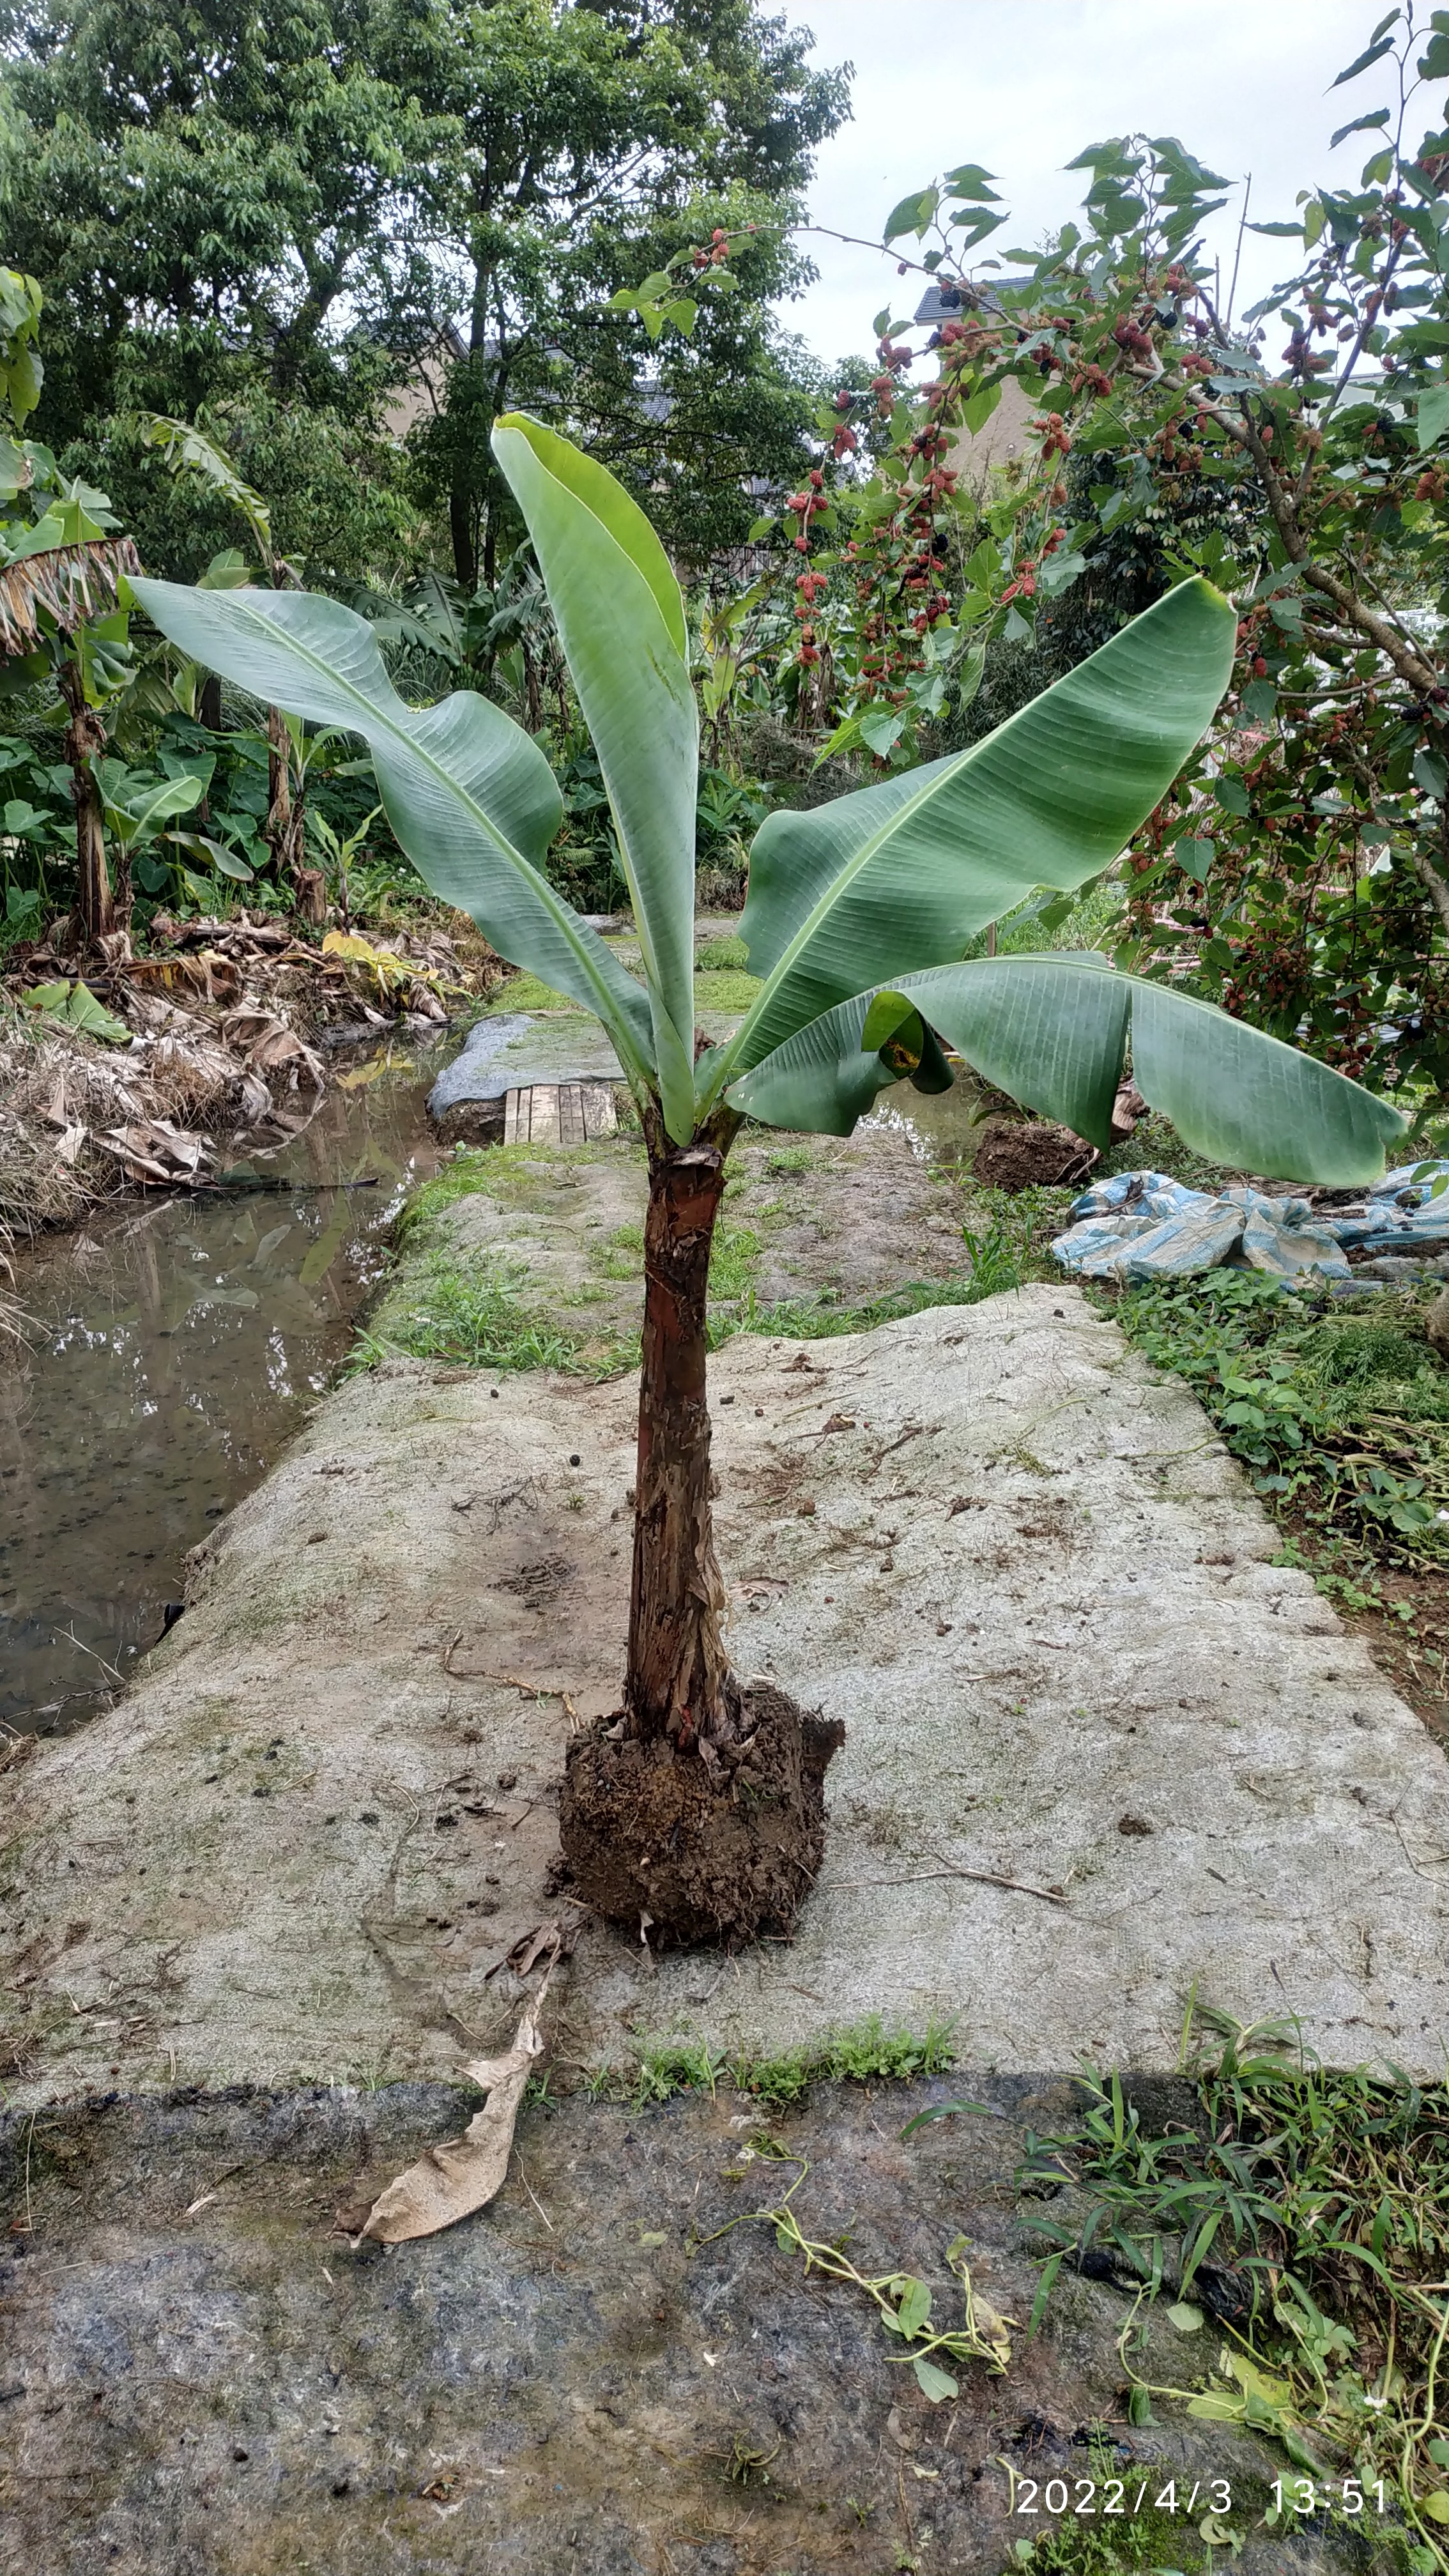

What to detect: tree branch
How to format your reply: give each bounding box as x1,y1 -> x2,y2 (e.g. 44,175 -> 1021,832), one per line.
1413,848 -> 1449,937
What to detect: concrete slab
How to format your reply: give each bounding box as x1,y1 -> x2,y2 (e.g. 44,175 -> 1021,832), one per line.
427,1010 -> 740,1117
428,1012 -> 624,1113
4,1288 -> 1446,2104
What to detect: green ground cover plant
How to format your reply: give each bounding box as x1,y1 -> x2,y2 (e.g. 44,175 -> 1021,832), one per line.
588,2012 -> 960,2114
1019,2018 -> 1449,2571
1108,1272 -> 1449,1568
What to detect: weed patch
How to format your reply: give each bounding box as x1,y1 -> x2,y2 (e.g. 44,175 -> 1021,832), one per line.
484,971 -> 585,1013
707,1211 -> 763,1307
1020,2017 -> 1449,2568
355,1251 -> 594,1375
692,967 -> 762,1011
399,1142 -> 624,1236
694,935 -> 751,970
590,2013 -> 958,2113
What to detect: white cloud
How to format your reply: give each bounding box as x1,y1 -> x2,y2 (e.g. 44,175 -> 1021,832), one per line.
777,0 -> 1395,366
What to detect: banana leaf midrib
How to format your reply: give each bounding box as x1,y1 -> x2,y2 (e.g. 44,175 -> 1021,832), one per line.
697,753 -> 984,1109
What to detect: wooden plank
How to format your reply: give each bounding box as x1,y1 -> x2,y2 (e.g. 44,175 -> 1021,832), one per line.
579,1082 -> 618,1140
526,1085 -> 561,1146
501,1082 -> 617,1146
559,1082 -> 586,1147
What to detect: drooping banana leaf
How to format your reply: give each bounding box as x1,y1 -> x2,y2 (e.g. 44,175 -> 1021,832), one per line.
728,954 -> 1407,1187
128,578 -> 655,1078
491,414 -> 697,1140
702,578 -> 1236,1108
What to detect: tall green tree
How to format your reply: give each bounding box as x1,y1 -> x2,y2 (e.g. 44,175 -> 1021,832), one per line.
0,0 -> 433,572
377,0 -> 848,586
1,0 -> 846,586
785,9 -> 1449,1106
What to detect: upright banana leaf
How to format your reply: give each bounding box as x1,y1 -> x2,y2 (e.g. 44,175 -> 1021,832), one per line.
128,578 -> 656,1077
491,415 -> 698,1140
702,578 -> 1236,1108
728,954 -> 1407,1186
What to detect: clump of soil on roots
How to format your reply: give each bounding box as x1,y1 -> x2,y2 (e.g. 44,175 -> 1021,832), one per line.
559,1682 -> 845,1946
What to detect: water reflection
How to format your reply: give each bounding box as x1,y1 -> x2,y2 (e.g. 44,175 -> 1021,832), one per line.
859,1074 -> 990,1168
1,1042 -> 445,1735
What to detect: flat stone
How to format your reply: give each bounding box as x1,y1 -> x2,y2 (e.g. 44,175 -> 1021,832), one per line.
427,1013 -> 624,1114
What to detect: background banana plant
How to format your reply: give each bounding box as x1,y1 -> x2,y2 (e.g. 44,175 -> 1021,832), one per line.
133,414 -> 1407,1763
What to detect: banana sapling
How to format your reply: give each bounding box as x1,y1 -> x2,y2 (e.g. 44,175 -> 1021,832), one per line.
132,416 -> 1407,1943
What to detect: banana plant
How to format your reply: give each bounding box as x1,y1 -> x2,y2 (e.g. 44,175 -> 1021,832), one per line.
93,756 -> 213,910
131,416 -> 1407,1790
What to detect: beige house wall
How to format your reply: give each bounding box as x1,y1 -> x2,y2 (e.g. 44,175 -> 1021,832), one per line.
944,370 -> 1038,491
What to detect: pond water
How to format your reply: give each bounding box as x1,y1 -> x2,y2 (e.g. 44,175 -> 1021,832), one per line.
859,1077 -> 990,1166
1,1041 -> 446,1737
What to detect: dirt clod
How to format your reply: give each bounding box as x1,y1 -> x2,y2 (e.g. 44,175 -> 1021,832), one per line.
558,1681 -> 845,1945
969,1115 -> 1098,1191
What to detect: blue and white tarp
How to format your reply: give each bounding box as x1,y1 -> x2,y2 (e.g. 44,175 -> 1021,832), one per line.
1052,1163 -> 1449,1285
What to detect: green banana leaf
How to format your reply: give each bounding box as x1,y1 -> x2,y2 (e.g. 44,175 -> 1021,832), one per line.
128,577 -> 655,1078
704,577 -> 1236,1108
96,765 -> 208,845
727,954 -> 1407,1187
20,977 -> 131,1045
491,413 -> 697,1141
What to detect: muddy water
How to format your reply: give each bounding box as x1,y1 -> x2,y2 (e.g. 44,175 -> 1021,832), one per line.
1,1042 -> 445,1736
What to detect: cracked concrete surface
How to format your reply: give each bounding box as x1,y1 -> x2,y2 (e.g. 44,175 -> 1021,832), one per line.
4,1285 -> 1446,2103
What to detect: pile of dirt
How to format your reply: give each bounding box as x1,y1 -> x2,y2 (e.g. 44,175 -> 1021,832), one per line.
0,908 -> 498,1232
560,1682 -> 845,1944
970,1115 -> 1099,1192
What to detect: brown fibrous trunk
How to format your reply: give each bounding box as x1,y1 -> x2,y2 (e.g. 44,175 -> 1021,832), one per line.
59,658 -> 112,942
560,1107 -> 845,1946
264,703 -> 295,873
625,1131 -> 739,1758
264,704 -> 319,917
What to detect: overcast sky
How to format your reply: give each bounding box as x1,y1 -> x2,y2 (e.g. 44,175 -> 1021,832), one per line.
779,0 -> 1386,366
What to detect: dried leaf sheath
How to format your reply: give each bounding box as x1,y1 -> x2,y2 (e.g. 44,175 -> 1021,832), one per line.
0,536 -> 139,654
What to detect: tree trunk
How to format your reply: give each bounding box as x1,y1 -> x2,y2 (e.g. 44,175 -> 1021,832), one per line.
264,703 -> 293,877
59,659 -> 112,942
625,1136 -> 739,1754
449,484 -> 479,594
264,705 -> 319,917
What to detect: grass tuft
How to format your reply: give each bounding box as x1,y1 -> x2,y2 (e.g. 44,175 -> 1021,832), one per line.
694,934 -> 751,970
1020,2014 -> 1449,2567
353,1251 -> 592,1375
588,2014 -> 958,2113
